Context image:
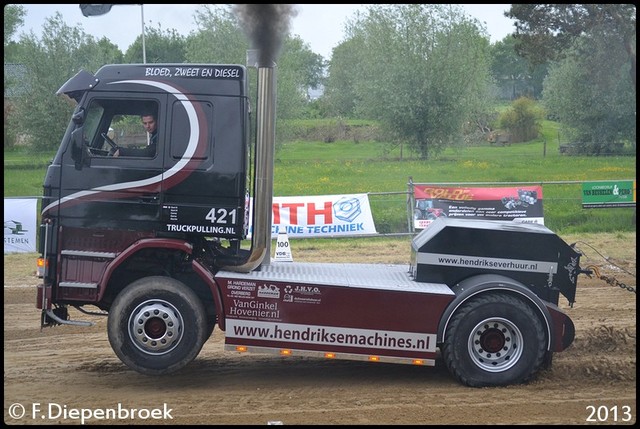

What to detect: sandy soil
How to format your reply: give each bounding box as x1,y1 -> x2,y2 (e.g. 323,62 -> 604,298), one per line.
4,233 -> 636,425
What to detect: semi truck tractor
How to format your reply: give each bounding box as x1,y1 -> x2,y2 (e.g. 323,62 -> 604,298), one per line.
35,57 -> 586,387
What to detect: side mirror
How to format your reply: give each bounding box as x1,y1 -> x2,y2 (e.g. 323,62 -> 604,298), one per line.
72,108 -> 85,125
70,127 -> 91,170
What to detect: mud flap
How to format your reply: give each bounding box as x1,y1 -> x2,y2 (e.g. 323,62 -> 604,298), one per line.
561,315 -> 576,350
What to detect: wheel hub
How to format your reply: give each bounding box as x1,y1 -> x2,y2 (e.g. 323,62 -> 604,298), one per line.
468,317 -> 524,372
128,300 -> 183,355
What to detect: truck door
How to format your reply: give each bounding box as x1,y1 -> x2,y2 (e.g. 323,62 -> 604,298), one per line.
53,96 -> 166,230
42,96 -> 166,300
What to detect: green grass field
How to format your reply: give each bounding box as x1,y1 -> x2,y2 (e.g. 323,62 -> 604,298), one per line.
4,123 -> 636,234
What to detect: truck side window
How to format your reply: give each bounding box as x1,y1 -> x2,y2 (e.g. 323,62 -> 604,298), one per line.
81,98 -> 160,158
82,104 -> 107,156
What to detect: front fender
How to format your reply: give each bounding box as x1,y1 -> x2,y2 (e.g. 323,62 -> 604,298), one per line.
97,238 -> 193,302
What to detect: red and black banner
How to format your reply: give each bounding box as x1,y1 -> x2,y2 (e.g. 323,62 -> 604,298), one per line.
413,185 -> 544,229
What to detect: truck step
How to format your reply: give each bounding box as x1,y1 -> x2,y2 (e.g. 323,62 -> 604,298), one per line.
59,282 -> 98,289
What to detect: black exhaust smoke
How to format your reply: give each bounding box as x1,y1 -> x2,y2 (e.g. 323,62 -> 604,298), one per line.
233,4 -> 298,66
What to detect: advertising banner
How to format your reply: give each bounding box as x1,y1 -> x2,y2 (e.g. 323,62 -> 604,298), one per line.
4,198 -> 38,254
582,180 -> 636,208
248,194 -> 377,238
413,185 -> 544,229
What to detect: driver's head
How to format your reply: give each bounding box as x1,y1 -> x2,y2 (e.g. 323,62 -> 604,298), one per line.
141,113 -> 157,134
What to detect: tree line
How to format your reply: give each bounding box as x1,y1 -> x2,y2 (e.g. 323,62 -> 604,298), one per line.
4,4 -> 636,158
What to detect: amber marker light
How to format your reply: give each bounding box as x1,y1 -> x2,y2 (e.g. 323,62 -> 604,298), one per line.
412,359 -> 424,365
235,346 -> 248,352
36,258 -> 48,277
324,352 -> 336,359
280,349 -> 292,356
368,356 -> 380,362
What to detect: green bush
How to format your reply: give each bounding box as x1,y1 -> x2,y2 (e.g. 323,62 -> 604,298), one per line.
498,97 -> 545,143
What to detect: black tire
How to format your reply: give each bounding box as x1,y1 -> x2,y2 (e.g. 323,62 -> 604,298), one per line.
441,293 -> 546,387
107,276 -> 208,375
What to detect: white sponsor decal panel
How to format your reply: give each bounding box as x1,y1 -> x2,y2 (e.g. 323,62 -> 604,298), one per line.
226,319 -> 436,353
248,194 -> 377,238
4,198 -> 38,254
418,253 -> 558,274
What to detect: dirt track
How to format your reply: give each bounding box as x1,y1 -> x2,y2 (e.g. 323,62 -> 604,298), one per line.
3,233 -> 636,425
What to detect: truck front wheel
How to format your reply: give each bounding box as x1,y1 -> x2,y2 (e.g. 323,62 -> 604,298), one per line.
441,294 -> 546,387
108,276 -> 208,375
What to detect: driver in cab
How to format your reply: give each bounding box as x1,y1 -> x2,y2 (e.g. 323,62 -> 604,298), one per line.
113,113 -> 158,157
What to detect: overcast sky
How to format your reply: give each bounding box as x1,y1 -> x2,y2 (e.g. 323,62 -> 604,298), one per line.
12,4 -> 515,59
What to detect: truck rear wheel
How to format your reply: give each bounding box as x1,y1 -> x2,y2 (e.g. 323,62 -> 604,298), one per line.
441,293 -> 546,387
108,276 -> 208,375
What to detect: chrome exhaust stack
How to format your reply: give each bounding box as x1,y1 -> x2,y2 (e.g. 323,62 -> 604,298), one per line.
220,56 -> 277,273
219,5 -> 293,273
